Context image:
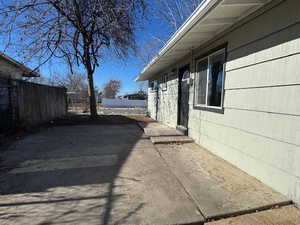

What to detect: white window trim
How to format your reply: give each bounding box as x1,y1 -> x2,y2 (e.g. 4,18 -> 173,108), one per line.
194,48 -> 226,110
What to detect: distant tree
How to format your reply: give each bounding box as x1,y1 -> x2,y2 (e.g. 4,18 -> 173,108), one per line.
138,82 -> 147,93
137,0 -> 202,66
103,79 -> 121,99
0,0 -> 146,118
156,0 -> 203,32
61,72 -> 88,93
136,40 -> 162,66
61,72 -> 90,112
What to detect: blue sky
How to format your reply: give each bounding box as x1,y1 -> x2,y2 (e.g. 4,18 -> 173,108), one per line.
1,1 -> 175,96
87,8 -> 173,95
90,14 -> 172,95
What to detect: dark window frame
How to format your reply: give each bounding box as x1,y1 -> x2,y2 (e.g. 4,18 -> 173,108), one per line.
193,43 -> 228,114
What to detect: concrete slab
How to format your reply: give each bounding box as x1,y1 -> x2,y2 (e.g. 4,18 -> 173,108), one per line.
206,205 -> 300,225
141,122 -> 183,137
151,136 -> 194,144
0,125 -> 204,225
155,143 -> 290,220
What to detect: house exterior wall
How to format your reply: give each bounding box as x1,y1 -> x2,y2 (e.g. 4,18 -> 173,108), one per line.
156,72 -> 179,127
147,0 -> 300,206
147,81 -> 157,119
0,57 -> 24,79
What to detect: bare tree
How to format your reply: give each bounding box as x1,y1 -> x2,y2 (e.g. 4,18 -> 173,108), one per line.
60,72 -> 88,92
138,82 -> 147,93
156,0 -> 203,32
103,79 -> 121,99
136,39 -> 162,66
0,0 -> 146,118
136,0 -> 202,67
61,72 -> 91,112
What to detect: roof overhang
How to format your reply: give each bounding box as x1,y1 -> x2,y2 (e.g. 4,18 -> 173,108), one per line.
136,0 -> 271,81
0,52 -> 40,77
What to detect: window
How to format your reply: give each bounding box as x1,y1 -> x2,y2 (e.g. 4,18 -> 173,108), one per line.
161,74 -> 168,91
149,80 -> 158,91
194,48 -> 225,109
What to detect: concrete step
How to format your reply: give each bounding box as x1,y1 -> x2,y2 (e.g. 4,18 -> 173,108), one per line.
154,143 -> 290,220
206,205 -> 300,225
176,125 -> 188,136
139,122 -> 184,137
150,136 -> 194,144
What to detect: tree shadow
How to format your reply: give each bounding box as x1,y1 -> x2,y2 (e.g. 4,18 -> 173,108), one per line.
0,115 -> 148,225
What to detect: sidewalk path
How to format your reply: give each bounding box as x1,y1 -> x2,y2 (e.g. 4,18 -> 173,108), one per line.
141,121 -> 297,224
0,122 -> 203,225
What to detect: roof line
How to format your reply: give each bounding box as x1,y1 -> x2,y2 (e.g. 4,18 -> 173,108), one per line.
0,52 -> 39,77
136,0 -> 220,81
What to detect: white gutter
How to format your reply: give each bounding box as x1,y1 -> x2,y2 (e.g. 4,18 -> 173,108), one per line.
136,0 -> 220,81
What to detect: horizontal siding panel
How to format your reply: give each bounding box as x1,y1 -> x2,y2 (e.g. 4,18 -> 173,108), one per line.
188,120 -> 300,179
191,130 -> 299,199
226,23 -> 300,71
224,86 -> 300,115
225,52 -> 300,89
226,0 -> 300,56
189,108 -> 300,146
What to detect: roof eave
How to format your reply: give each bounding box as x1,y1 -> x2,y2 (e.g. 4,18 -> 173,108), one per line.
135,0 -> 220,81
136,0 -> 270,81
0,53 -> 40,77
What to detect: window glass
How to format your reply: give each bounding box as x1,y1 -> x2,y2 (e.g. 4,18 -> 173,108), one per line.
207,52 -> 225,107
196,59 -> 208,105
194,49 -> 225,109
149,80 -> 158,91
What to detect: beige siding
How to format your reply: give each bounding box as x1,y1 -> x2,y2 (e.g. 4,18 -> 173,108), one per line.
148,0 -> 300,206
226,54 -> 300,89
0,57 -> 24,79
188,0 -> 300,206
224,86 -> 300,115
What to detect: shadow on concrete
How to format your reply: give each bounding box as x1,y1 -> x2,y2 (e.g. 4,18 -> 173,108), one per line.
0,115 -> 147,225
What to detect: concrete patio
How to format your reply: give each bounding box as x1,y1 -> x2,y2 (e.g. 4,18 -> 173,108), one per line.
0,116 -> 298,225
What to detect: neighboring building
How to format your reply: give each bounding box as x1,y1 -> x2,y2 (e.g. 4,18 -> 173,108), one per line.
0,52 -> 39,79
136,0 -> 300,206
122,91 -> 147,100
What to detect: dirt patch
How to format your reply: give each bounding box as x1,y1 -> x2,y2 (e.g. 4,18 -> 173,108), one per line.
0,114 -> 152,153
52,114 -> 139,126
0,114 -> 153,175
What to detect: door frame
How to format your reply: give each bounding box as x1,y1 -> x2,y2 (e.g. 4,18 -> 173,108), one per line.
177,64 -> 190,130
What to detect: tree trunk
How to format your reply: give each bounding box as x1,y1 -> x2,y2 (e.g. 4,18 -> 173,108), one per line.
87,68 -> 98,118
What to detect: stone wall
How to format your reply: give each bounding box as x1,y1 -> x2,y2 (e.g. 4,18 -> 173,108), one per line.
156,72 -> 179,128
147,81 -> 157,119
